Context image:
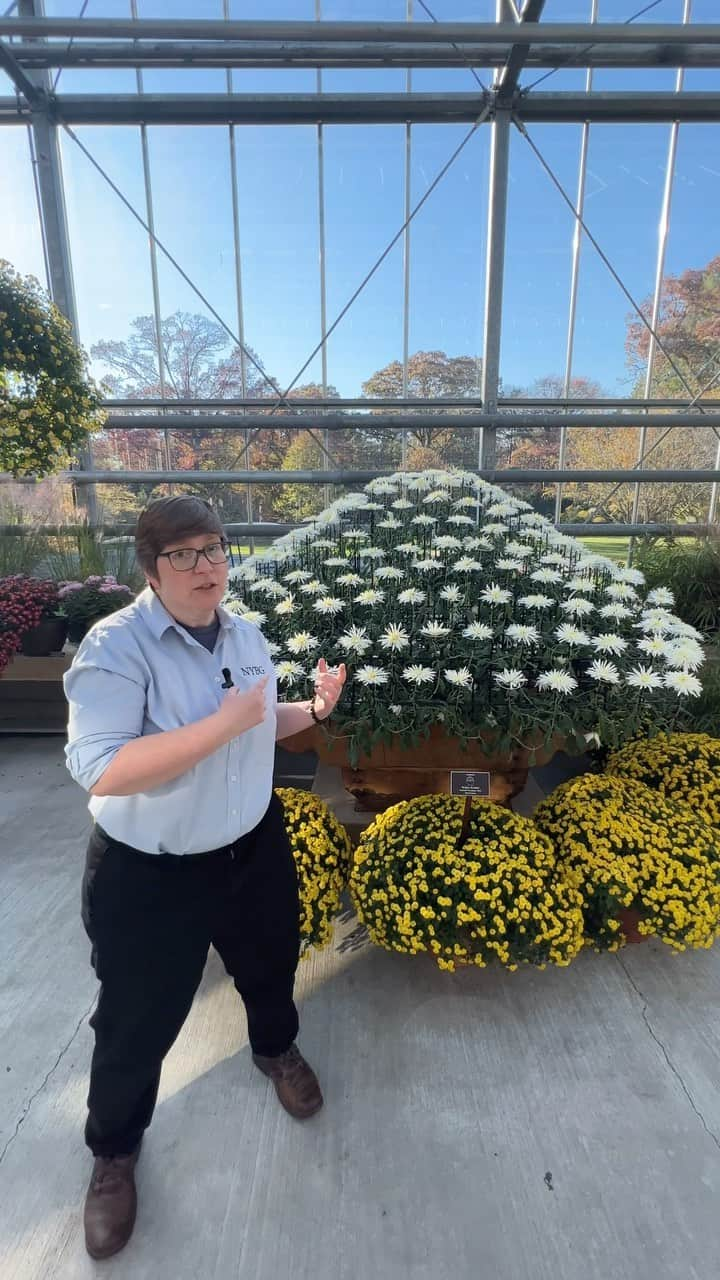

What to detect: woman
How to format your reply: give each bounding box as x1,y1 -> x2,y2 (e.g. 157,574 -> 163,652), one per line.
64,495 -> 346,1261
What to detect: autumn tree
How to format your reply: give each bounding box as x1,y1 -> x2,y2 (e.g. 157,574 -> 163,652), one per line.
361,350 -> 482,470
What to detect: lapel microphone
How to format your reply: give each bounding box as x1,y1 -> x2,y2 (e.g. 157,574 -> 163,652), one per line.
221,668 -> 234,689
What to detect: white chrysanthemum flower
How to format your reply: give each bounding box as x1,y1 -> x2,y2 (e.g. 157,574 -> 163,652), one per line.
313,596 -> 345,616
224,599 -> 247,615
447,514 -> 475,527
555,624 -> 590,646
439,585 -> 462,604
354,588 -> 386,606
496,558 -> 525,573
504,542 -> 534,559
249,579 -> 288,598
413,558 -> 443,573
517,594 -> 554,610
635,610 -> 674,633
613,567 -> 645,585
481,583 -> 512,605
366,479 -> 398,495
379,624 -> 410,652
433,535 -> 464,550
402,664 -> 436,685
389,704 -> 403,715
591,632 -> 628,656
664,670 -> 703,697
286,630 -> 319,655
540,552 -> 568,567
494,668 -> 527,690
505,623 -> 541,647
605,582 -> 638,601
463,535 -> 492,550
362,547 -> 386,561
336,572 -> 364,587
309,539 -> 337,551
391,499 -> 414,510
377,518 -> 403,530
337,625 -> 372,655
662,640 -> 705,671
444,667 -> 473,689
586,659 -> 621,685
324,557 -> 348,568
411,514 -> 438,527
265,640 -> 281,657
274,596 -> 296,617
300,579 -> 324,596
483,523 -> 510,538
531,568 -> 563,585
237,609 -> 266,628
453,557 -> 483,573
397,587 -> 427,606
342,529 -> 370,542
646,586 -> 675,607
275,660 -> 305,686
453,496 -> 479,509
560,598 -> 594,617
462,622 -> 494,642
355,665 -> 389,686
423,490 -> 451,505
421,621 -> 451,639
396,542 -> 423,556
536,670 -> 578,694
357,501 -> 385,512
486,502 -> 518,518
637,635 -> 671,658
519,512 -> 546,526
283,569 -> 314,584
374,566 -> 405,581
626,666 -> 664,690
599,603 -> 634,621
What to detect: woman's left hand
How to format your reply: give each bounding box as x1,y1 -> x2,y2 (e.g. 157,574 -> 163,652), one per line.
312,657 -> 347,721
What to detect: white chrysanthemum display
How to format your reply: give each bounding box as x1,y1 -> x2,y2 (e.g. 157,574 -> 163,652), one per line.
225,468 -> 705,757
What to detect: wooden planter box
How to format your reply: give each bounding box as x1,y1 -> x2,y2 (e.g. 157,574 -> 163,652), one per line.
284,722 -> 563,813
0,654 -> 72,733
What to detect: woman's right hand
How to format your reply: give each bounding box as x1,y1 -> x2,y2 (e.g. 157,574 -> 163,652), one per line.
215,676 -> 269,739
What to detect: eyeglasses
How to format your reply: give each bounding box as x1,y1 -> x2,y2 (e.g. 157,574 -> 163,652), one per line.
157,540 -> 229,572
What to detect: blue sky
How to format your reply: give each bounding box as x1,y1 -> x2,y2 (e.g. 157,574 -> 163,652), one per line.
2,0 -> 719,399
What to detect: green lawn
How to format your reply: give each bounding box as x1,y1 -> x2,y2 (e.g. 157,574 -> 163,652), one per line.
579,536 -> 631,563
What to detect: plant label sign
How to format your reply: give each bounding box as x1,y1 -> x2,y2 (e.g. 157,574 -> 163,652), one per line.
450,770 -> 491,797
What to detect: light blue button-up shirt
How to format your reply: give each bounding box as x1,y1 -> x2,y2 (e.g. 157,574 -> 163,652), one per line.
64,588 -> 278,855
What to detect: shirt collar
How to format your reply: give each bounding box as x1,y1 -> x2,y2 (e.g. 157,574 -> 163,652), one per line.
139,587 -> 236,640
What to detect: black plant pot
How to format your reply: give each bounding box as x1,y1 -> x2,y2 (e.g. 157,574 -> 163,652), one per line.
20,615 -> 69,657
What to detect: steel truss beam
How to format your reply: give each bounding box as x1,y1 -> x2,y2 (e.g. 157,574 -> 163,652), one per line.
101,397 -> 720,410
2,92 -> 718,126
12,40 -> 720,70
0,521 -> 713,539
4,468 -> 716,485
102,411 -> 720,430
1,19 -> 718,46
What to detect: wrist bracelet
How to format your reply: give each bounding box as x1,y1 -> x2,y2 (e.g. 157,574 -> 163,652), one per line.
310,701 -> 324,726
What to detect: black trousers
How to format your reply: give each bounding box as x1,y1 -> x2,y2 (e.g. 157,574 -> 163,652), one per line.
81,793 -> 300,1157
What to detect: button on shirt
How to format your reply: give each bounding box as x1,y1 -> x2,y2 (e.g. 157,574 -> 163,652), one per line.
63,588 -> 278,855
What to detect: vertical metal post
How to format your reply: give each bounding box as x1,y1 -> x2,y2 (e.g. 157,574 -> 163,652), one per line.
316,0 -> 331,507
131,0 -> 171,479
401,0 -> 413,471
479,102 -> 510,471
224,0 -> 254,551
555,0 -> 596,525
708,433 -> 720,527
19,0 -> 97,522
629,0 -> 691,550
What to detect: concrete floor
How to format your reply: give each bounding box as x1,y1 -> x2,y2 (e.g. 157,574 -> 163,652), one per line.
2,737 -> 720,1280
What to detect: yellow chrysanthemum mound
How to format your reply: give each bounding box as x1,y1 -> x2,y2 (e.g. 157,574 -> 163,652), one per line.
275,787 -> 352,956
606,732 -> 720,832
534,773 -> 720,952
350,794 -> 585,973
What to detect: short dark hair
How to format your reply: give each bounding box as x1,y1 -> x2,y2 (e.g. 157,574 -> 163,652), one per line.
135,496 -> 225,574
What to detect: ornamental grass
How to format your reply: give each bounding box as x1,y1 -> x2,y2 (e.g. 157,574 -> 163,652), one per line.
349,794 -> 585,972
606,732 -> 720,833
275,787 -> 352,955
533,773 -> 720,953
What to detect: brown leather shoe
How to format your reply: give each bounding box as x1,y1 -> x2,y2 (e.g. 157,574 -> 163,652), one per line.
253,1044 -> 323,1120
84,1146 -> 141,1260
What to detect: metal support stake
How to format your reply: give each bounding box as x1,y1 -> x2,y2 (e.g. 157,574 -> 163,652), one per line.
316,0 -> 331,508
401,0 -> 413,471
479,101 -> 511,470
